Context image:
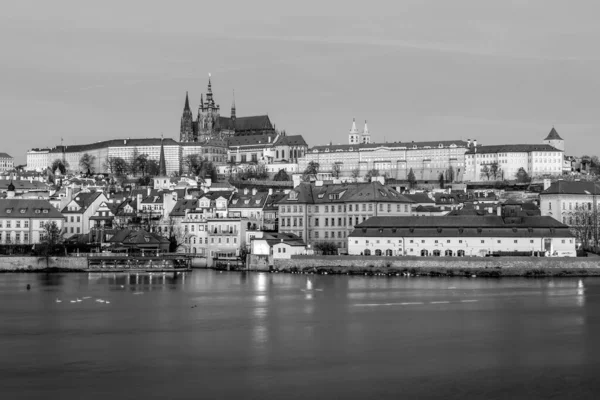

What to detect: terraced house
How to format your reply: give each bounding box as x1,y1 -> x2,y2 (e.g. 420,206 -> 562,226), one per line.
61,192 -> 107,237
277,180 -> 414,251
0,199 -> 64,245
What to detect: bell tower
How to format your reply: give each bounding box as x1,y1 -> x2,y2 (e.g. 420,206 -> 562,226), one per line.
348,118 -> 360,144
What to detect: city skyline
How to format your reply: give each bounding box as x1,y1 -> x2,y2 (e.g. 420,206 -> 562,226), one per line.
3,0 -> 600,164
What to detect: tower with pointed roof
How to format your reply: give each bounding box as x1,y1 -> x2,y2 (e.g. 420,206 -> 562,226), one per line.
348,118 -> 360,144
543,127 -> 564,152
179,92 -> 194,142
197,73 -> 221,142
361,120 -> 371,144
158,138 -> 167,176
230,90 -> 236,126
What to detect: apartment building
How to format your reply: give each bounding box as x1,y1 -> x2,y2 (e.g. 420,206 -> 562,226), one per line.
61,192 -> 107,237
0,199 -> 64,245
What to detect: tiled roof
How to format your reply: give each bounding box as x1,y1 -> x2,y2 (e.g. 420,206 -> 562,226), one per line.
0,153 -> 13,158
62,192 -> 103,213
277,182 -> 414,205
229,191 -> 269,209
541,181 -> 600,195
354,215 -> 567,229
274,135 -> 307,147
169,199 -> 199,216
0,199 -> 64,219
227,134 -> 277,148
259,232 -> 306,247
544,127 -> 563,141
465,144 -> 561,154
48,138 -> 179,154
107,229 -> 169,245
402,193 -> 435,204
0,180 -> 49,191
220,115 -> 274,132
310,140 -> 468,152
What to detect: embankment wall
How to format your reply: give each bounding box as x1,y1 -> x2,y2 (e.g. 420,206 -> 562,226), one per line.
270,256 -> 600,277
0,256 -> 88,272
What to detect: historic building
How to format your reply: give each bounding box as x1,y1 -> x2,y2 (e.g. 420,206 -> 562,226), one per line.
0,198 -> 65,245
180,75 -> 276,143
0,153 -> 14,172
464,128 -> 565,182
348,215 -> 576,257
276,181 -> 414,250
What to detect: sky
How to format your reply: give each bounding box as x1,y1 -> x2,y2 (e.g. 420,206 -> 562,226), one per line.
2,0 -> 600,164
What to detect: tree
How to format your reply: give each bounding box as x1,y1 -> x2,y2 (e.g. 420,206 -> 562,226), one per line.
38,221 -> 65,256
515,167 -> 531,183
51,159 -> 69,175
446,165 -> 455,183
407,168 -> 417,188
313,241 -> 339,255
489,162 -> 501,180
133,153 -> 149,176
137,176 -> 152,186
480,165 -> 491,181
105,157 -> 129,178
183,154 -> 202,175
273,169 -> 290,181
303,161 -> 319,179
365,168 -> 380,180
331,163 -> 342,179
570,203 -> 600,251
146,159 -> 160,176
79,153 -> 96,174
438,172 -> 445,189
351,168 -> 360,179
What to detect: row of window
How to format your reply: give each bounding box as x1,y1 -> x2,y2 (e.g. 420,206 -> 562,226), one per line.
0,220 -> 30,228
311,231 -> 347,240
0,232 -> 29,242
280,204 -> 410,214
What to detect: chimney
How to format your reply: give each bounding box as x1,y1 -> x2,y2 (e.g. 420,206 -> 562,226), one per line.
252,188 -> 257,196
488,207 -> 493,214
268,136 -> 272,143
137,193 -> 142,211
467,139 -> 471,147
473,139 -> 477,148
244,188 -> 249,195
124,139 -> 127,145
147,187 -> 151,196
268,188 -> 273,196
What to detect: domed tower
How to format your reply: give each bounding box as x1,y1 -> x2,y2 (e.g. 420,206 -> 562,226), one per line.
361,120 -> 371,144
348,118 -> 360,144
179,92 -> 194,142
544,127 -> 564,152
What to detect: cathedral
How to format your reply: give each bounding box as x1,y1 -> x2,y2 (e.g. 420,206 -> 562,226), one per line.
180,75 -> 276,143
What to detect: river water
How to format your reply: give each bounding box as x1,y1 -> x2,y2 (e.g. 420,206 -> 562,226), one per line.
1,271 -> 600,399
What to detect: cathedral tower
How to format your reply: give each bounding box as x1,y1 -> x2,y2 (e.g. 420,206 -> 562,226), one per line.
179,92 -> 194,142
349,118 -> 360,144
197,74 -> 221,142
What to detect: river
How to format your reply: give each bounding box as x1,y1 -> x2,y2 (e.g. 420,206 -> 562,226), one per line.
1,271 -> 599,399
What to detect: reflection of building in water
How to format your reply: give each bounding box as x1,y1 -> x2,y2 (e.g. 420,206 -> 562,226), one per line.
91,272 -> 185,290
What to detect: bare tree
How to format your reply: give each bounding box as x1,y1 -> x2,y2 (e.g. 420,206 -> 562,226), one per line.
351,168 -> 360,179
489,162 -> 501,180
331,163 -> 342,178
79,153 -> 96,174
480,165 -> 491,181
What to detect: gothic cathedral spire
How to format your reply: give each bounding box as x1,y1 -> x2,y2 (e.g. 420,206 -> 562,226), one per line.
179,91 -> 194,142
158,137 -> 167,176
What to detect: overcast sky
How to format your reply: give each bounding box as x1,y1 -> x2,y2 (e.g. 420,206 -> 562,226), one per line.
2,0 -> 599,164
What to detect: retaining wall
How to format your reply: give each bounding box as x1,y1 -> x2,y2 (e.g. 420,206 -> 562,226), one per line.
271,255 -> 600,277
0,256 -> 88,271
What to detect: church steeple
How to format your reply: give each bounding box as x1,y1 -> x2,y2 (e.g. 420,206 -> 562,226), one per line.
158,137 -> 167,176
180,92 -> 194,142
231,89 -> 236,122
348,117 -> 360,144
361,120 -> 371,144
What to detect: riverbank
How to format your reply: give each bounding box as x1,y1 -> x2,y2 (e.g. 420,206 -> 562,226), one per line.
0,256 -> 191,273
261,255 -> 600,277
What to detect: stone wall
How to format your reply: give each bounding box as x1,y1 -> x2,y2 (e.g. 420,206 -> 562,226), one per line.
271,255 -> 600,277
0,256 -> 88,271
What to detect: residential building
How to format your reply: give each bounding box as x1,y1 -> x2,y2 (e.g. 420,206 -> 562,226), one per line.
206,218 -> 247,266
348,215 -> 576,257
277,181 -> 414,250
61,192 -> 107,237
227,187 -> 270,230
0,153 -> 14,172
0,199 -> 64,245
540,181 -> 600,224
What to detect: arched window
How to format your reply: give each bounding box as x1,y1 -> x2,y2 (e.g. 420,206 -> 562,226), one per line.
445,249 -> 453,257
457,250 -> 465,257
364,249 -> 371,256
386,249 -> 393,256
375,249 -> 382,256
433,249 -> 441,257
420,249 -> 429,257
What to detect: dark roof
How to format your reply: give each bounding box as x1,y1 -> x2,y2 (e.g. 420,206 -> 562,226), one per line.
274,135 -> 308,147
544,127 -> 563,141
354,215 -> 567,229
219,115 -> 274,132
0,153 -> 13,158
227,134 -> 278,148
310,140 -> 468,152
466,144 -> 561,154
402,193 -> 435,204
169,199 -> 199,216
62,192 -> 103,213
258,232 -> 306,247
541,181 -> 600,195
49,138 -> 179,154
277,182 -> 414,205
0,199 -> 64,219
414,205 -> 445,213
0,180 -> 49,191
229,191 -> 269,209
